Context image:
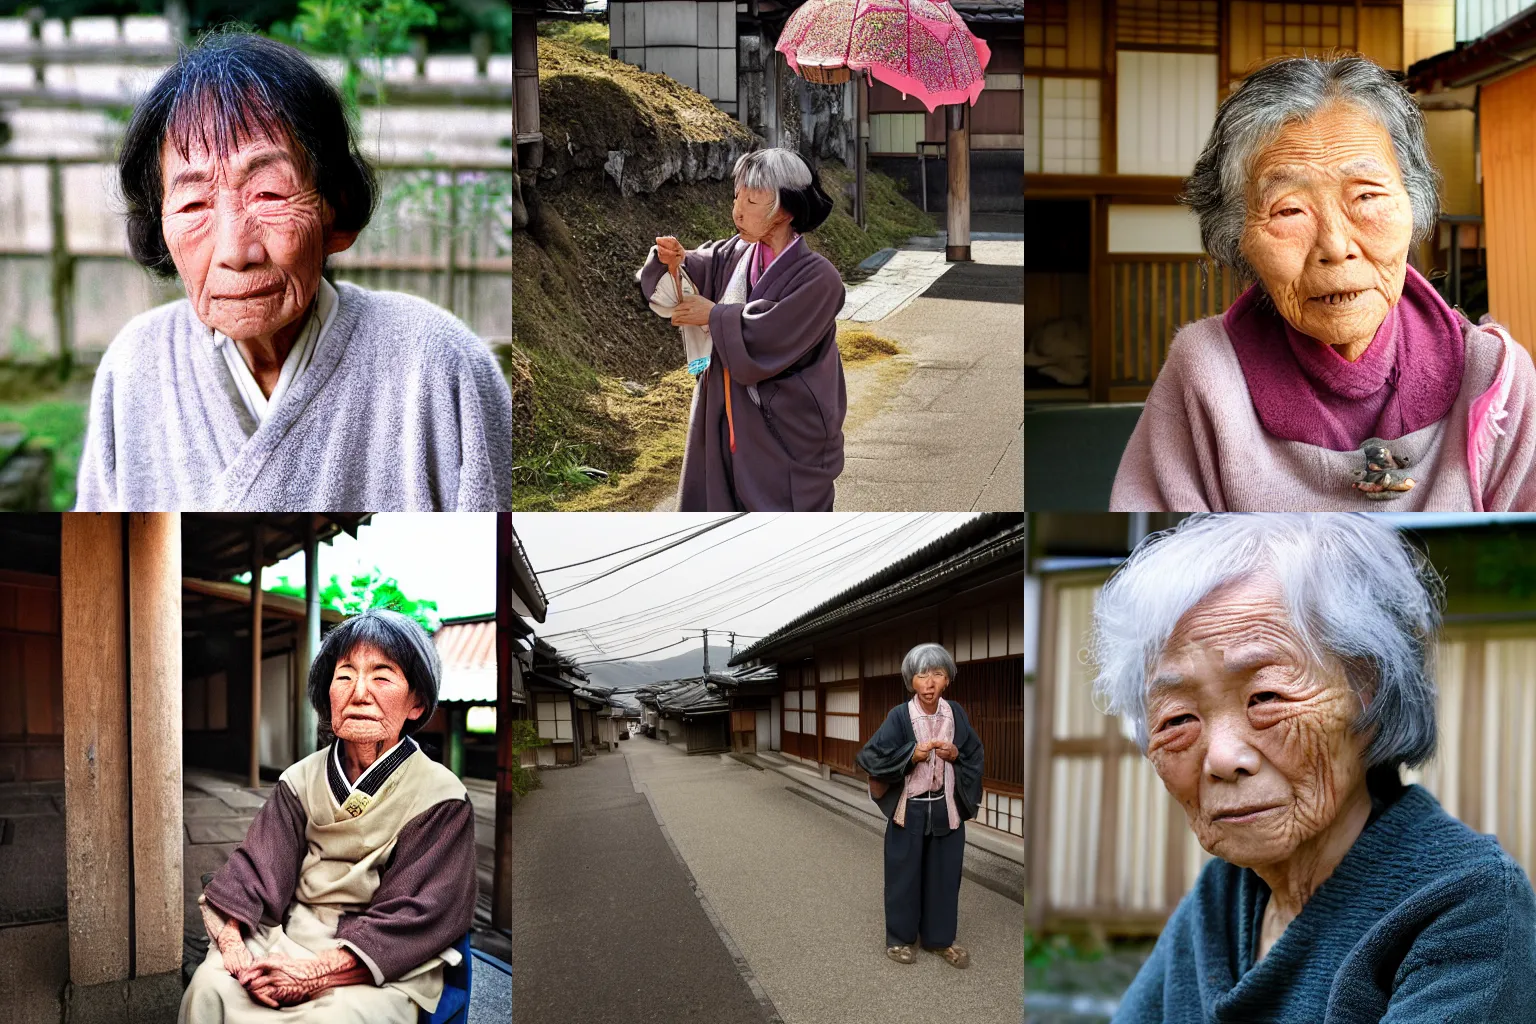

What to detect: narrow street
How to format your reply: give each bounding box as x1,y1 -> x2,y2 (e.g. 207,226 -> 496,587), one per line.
836,239 -> 1024,512
513,736 -> 1023,1024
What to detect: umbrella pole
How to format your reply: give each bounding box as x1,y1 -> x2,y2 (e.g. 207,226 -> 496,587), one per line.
856,71 -> 869,230
946,102 -> 971,262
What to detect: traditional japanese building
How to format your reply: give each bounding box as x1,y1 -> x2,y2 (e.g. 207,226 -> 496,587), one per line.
636,675 -> 733,753
730,512 -> 1026,841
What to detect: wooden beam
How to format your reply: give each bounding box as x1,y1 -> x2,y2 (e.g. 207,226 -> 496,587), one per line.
249,518 -> 265,790
494,512 -> 513,931
946,102 -> 972,261
299,515 -> 320,760
1459,636 -> 1485,830
127,513 -> 183,977
61,513 -> 130,985
1027,575 -> 1061,931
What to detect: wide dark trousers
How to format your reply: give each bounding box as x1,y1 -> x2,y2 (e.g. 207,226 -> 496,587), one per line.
883,798 -> 965,949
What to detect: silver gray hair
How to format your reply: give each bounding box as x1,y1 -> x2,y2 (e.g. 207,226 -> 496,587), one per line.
733,148 -> 813,217
1090,514 -> 1441,770
901,643 -> 958,693
1182,55 -> 1441,281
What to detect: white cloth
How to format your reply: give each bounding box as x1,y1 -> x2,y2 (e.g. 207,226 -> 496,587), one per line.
214,278 -> 338,424
645,261 -> 712,372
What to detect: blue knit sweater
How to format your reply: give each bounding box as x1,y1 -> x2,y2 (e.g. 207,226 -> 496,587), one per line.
1113,782 -> 1536,1023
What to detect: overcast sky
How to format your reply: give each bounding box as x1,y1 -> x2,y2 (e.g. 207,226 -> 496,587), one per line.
512,513 -> 984,668
262,513 -> 496,621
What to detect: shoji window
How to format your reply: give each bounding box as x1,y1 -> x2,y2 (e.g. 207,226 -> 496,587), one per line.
1116,0 -> 1218,47
1027,76 -> 1102,174
1115,50 -> 1216,176
984,790 -> 1026,837
784,689 -> 801,733
536,695 -> 572,741
824,687 -> 860,741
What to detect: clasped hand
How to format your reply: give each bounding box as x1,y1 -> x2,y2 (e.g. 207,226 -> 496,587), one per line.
213,912 -> 358,1008
912,739 -> 959,763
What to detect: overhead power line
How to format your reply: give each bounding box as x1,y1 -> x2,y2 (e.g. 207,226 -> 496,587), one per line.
542,514 -> 749,599
533,515 -> 740,573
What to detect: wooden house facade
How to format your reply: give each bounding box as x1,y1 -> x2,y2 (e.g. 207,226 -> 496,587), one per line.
1025,0 -> 1470,403
1027,512 -> 1536,936
732,513 -> 1027,840
637,676 -> 732,754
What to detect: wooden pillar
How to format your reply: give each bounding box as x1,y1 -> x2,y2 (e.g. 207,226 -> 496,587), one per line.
855,71 -> 869,229
494,513 -> 512,931
61,514 -> 131,985
127,513 -> 182,977
945,103 -> 971,262
249,518 -> 264,790
298,515 -> 320,760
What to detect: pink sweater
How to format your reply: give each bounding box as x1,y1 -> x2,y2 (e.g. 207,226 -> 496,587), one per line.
1110,314 -> 1536,511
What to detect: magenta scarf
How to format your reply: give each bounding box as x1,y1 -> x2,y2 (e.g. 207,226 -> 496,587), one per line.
1223,264 -> 1465,451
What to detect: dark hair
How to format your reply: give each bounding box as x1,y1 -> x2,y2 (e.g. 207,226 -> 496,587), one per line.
778,177 -> 835,233
308,609 -> 440,740
118,30 -> 378,279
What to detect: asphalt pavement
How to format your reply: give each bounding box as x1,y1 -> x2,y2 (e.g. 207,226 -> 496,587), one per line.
624,737 -> 1024,1024
510,746 -> 772,1024
835,239 -> 1024,512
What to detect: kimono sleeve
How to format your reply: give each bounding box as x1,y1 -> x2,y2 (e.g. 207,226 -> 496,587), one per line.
707,257 -> 845,386
75,348 -> 119,510
450,332 -> 514,511
855,707 -> 916,784
637,237 -> 733,303
950,702 -> 985,823
202,779 -> 308,932
335,796 -> 479,985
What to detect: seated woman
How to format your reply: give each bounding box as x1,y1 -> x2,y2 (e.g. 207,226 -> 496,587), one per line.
80,31 -> 513,510
637,148 -> 846,511
1111,55 -> 1536,510
180,609 -> 477,1023
1092,514 -> 1536,1021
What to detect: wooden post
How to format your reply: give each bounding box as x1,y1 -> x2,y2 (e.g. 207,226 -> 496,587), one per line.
127,513 -> 182,977
494,512 -> 513,931
299,514 -> 320,759
447,705 -> 465,777
48,158 -> 75,377
61,514 -> 131,985
945,103 -> 971,262
249,518 -> 264,790
855,72 -> 869,229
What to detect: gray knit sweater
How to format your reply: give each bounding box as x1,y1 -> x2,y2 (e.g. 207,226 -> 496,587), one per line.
76,281 -> 512,510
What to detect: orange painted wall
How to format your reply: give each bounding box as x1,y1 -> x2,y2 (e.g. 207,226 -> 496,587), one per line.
1480,65 -> 1536,355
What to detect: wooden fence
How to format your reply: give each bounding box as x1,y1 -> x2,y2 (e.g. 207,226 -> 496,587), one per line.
0,153 -> 512,369
1028,571 -> 1536,936
1108,254 -> 1242,395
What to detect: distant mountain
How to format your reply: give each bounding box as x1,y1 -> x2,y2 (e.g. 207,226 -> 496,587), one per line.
579,645 -> 737,690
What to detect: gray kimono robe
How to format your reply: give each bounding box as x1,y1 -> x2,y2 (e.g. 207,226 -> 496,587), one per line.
639,235 -> 848,511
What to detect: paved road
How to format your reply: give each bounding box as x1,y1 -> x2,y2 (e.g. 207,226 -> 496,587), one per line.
835,240 -> 1023,512
511,747 -> 770,1024
625,737 -> 1024,1024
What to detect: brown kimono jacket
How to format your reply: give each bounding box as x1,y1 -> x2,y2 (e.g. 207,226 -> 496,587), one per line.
190,736 -> 478,1021
639,235 -> 848,511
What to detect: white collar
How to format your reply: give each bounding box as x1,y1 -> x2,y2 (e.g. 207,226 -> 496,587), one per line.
213,277 -> 339,424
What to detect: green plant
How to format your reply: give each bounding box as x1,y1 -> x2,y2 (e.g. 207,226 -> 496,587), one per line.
271,0 -> 439,113
379,166 -> 514,259
510,718 -> 546,795
264,567 -> 442,633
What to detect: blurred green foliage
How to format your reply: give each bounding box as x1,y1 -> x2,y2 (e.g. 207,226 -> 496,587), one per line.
264,566 -> 443,633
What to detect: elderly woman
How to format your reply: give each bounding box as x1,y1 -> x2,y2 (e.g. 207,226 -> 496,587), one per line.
1111,56 -> 1536,511
855,643 -> 984,969
181,609 -> 477,1023
1093,514 -> 1536,1022
79,31 -> 513,511
638,148 -> 846,511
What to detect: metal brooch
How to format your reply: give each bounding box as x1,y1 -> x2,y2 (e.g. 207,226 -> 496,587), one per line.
1351,438 -> 1416,500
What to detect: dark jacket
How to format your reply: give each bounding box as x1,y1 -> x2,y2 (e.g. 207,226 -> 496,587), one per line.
855,699 -> 984,824
1113,780 -> 1536,1023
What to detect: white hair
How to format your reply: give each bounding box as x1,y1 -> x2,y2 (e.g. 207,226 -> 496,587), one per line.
901,643 -> 957,692
732,148 -> 812,217
1090,514 -> 1442,769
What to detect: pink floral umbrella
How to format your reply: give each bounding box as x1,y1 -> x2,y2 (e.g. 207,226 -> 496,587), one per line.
776,0 -> 991,111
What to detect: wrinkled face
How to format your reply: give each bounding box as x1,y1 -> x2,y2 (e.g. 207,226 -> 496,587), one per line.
1240,102 -> 1415,352
160,127 -> 353,342
911,669 -> 950,705
733,186 -> 789,243
329,642 -> 425,748
1144,577 -> 1369,869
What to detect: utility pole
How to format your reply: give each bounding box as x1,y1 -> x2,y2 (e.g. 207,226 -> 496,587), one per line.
702,628 -> 710,676
729,631 -> 736,660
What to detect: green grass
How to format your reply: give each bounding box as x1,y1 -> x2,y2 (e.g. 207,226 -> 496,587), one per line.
537,19 -> 610,55
0,399 -> 87,511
